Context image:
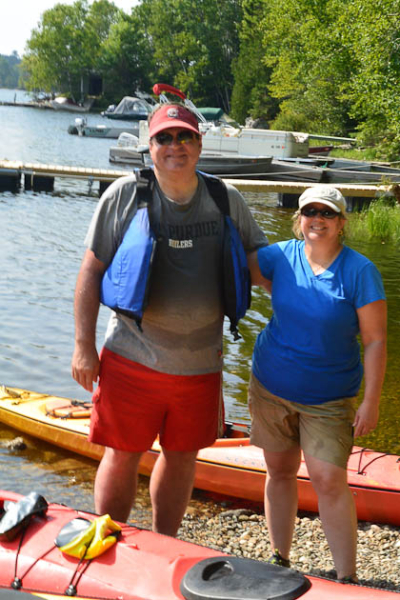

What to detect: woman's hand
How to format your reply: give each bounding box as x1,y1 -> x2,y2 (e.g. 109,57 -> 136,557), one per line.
353,400 -> 379,437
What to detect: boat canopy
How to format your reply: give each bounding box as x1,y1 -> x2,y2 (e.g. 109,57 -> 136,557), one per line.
197,107 -> 225,121
103,96 -> 153,120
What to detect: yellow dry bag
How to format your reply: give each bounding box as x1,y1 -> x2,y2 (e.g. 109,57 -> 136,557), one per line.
56,514 -> 121,560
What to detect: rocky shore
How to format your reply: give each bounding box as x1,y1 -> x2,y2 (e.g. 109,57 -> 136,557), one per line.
175,497 -> 400,593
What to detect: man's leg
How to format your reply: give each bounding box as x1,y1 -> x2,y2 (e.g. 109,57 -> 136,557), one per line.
94,447 -> 143,522
149,448 -> 198,536
263,447 -> 302,560
305,453 -> 358,580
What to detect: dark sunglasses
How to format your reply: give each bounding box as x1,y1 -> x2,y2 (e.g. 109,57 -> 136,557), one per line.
152,131 -> 198,146
301,206 -> 340,219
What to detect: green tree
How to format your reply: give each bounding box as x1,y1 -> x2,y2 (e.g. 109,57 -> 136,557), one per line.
138,0 -> 242,111
235,0 -> 400,160
230,0 -> 276,124
0,53 -> 21,88
340,0 -> 400,158
21,0 -> 121,100
98,12 -> 154,103
259,0 -> 354,134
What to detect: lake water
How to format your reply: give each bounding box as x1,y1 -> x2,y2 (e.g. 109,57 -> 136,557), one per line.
0,88 -> 399,515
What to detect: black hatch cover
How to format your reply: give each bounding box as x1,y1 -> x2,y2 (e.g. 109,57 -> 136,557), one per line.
180,557 -> 311,600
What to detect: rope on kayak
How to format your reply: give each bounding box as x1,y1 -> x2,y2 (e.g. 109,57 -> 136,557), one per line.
10,521 -> 29,589
355,447 -> 391,475
11,523 -> 54,590
64,556 -> 93,596
10,526 -> 91,596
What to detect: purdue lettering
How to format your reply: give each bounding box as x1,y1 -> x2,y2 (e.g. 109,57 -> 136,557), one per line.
168,220 -> 219,240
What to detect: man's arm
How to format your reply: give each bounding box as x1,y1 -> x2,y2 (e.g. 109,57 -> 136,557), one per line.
71,249 -> 107,392
225,184 -> 268,251
247,250 -> 272,293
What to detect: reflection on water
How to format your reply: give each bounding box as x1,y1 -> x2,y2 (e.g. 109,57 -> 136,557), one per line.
0,92 -> 399,510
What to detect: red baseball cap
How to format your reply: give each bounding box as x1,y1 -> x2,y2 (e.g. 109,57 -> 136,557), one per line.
149,104 -> 200,137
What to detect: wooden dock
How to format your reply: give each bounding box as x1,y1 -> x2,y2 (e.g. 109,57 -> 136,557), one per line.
0,159 -> 129,194
0,159 -> 396,208
0,100 -> 53,109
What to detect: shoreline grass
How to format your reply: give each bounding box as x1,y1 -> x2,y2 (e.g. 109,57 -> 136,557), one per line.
348,197 -> 400,244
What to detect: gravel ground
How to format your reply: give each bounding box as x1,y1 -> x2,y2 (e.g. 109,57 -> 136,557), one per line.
175,499 -> 400,593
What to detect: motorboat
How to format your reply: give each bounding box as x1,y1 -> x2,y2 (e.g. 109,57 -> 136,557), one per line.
102,96 -> 154,120
322,158 -> 400,184
108,132 -> 146,165
201,122 -> 309,158
50,96 -> 94,113
259,159 -> 324,183
68,117 -> 140,138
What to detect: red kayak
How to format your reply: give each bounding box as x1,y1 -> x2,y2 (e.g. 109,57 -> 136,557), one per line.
142,434 -> 400,526
0,388 -> 400,526
0,491 -> 397,600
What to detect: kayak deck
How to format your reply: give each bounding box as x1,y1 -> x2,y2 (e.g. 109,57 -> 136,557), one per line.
0,490 -> 397,600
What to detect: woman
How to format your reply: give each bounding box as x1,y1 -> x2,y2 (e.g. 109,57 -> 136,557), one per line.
247,185 -> 387,583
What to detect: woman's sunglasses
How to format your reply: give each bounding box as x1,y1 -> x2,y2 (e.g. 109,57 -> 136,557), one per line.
301,206 -> 340,219
152,131 -> 198,146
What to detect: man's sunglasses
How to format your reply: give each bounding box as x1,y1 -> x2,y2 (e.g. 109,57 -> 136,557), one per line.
152,131 -> 198,146
300,206 -> 340,219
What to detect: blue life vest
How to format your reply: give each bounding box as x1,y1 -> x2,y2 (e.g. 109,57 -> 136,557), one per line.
100,168 -> 251,340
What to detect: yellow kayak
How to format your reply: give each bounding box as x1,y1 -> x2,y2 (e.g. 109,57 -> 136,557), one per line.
1,386 -> 400,526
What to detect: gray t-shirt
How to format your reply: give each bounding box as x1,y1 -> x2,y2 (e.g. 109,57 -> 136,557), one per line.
85,173 -> 267,375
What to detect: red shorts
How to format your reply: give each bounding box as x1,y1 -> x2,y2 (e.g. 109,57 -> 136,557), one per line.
89,347 -> 222,452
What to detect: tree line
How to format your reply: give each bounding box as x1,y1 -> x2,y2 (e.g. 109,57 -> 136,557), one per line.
12,0 -> 400,159
0,53 -> 21,88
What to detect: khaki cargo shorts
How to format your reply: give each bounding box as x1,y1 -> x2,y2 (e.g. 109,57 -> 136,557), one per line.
248,373 -> 356,469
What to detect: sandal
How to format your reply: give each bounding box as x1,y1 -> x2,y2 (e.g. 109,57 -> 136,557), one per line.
267,550 -> 291,568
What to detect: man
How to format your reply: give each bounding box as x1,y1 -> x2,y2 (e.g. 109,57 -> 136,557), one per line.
71,103 -> 267,536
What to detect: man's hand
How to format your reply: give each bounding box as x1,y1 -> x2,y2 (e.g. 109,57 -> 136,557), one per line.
72,341 -> 100,393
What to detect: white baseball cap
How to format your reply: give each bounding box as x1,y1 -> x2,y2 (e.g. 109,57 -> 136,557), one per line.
299,185 -> 347,214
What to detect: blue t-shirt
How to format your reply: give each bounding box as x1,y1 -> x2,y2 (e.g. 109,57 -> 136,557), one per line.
252,239 -> 385,404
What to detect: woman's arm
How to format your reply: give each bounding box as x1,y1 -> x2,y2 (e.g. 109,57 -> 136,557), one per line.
353,299 -> 387,437
247,250 -> 272,293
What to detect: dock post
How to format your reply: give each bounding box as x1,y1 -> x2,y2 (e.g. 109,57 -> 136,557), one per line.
0,168 -> 21,192
345,196 -> 373,212
99,181 -> 111,196
24,174 -> 55,192
277,192 -> 300,208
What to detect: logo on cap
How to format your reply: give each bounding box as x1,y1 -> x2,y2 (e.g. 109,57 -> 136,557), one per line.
167,107 -> 179,119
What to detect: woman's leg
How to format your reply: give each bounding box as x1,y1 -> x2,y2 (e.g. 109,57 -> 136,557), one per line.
304,453 -> 358,580
263,446 -> 302,560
